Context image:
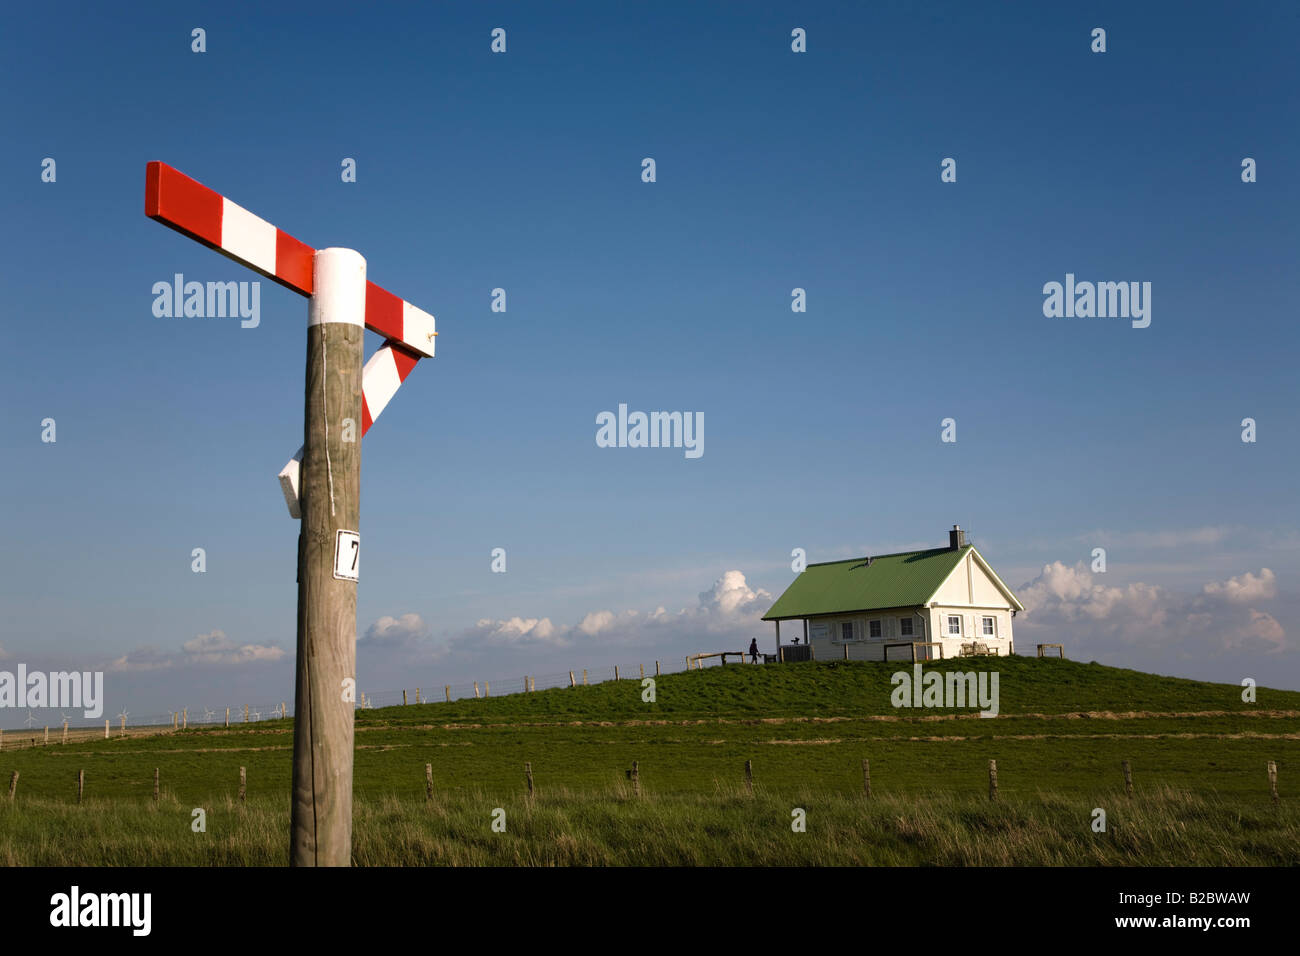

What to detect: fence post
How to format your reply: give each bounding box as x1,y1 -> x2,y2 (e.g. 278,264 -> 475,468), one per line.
583,669 -> 588,686
425,764 -> 434,803
474,682 -> 480,699
524,676 -> 530,693
444,685 -> 450,703
7,770 -> 16,801
988,759 -> 998,801
862,758 -> 871,798
0,728 -> 4,750
183,708 -> 188,730
745,759 -> 754,796
614,665 -> 620,681
77,769 -> 84,803
485,681 -> 490,698
640,663 -> 644,679
244,704 -> 249,723
1268,761 -> 1279,805
569,671 -> 575,688
632,760 -> 640,797
655,661 -> 661,676
403,689 -> 408,706
416,688 -> 421,704
104,720 -> 109,739
62,722 -> 68,745
225,707 -> 230,728
239,766 -> 246,804
153,768 -> 160,804
44,726 -> 48,746
1122,760 -> 1133,798
525,761 -> 535,799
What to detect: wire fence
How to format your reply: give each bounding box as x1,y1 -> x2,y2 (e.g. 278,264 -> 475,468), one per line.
0,650 -> 759,746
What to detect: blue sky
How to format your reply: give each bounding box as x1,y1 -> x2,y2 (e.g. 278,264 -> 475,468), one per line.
1,1 -> 1297,726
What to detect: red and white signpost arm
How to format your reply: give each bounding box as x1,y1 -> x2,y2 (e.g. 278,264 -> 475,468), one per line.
146,161 -> 435,516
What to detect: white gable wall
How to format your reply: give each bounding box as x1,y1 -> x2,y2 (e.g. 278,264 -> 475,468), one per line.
927,549 -> 1016,656
931,606 -> 1014,657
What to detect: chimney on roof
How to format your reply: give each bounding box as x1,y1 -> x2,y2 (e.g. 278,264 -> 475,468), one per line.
949,524 -> 967,550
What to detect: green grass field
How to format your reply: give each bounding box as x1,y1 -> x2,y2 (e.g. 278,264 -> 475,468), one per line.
2,658 -> 1297,865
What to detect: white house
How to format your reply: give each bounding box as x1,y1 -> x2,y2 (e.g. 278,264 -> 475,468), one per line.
761,526 -> 1024,661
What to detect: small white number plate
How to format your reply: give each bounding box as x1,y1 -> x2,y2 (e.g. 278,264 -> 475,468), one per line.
333,530 -> 360,581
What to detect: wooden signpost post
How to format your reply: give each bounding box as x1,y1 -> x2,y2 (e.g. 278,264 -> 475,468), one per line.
145,163 -> 437,866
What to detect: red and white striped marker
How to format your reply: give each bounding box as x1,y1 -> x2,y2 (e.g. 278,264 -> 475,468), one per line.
277,340 -> 421,517
145,161 -> 437,516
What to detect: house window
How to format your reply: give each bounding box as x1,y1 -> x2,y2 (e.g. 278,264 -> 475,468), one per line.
840,622 -> 855,643
982,616 -> 995,637
869,620 -> 882,639
947,615 -> 962,636
899,618 -> 914,637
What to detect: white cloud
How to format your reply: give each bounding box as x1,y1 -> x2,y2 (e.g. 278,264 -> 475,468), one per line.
109,630 -> 286,671
364,613 -> 429,644
1019,562 -> 1168,627
448,570 -> 773,657
467,616 -> 564,648
1202,568 -> 1276,604
181,630 -> 285,664
108,646 -> 174,673
1231,609 -> 1286,652
1018,562 -> 1286,656
577,610 -> 617,637
700,569 -> 771,617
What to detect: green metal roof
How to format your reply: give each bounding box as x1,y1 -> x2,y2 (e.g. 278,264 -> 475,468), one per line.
761,547 -> 970,620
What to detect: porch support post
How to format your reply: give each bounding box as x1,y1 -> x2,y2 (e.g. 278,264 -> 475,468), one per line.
774,619 -> 780,656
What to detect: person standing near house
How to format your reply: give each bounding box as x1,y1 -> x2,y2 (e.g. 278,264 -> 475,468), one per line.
748,638 -> 759,663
